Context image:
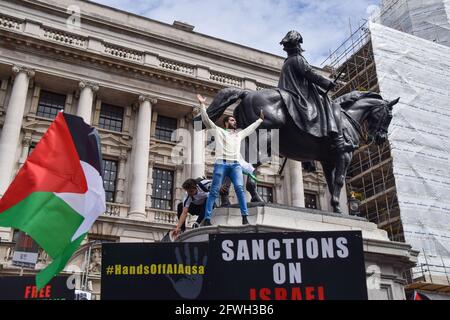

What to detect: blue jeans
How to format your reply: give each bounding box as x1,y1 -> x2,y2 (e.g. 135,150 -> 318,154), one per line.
204,160 -> 248,220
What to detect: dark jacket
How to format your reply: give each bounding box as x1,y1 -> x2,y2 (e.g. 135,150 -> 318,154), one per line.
277,51 -> 338,137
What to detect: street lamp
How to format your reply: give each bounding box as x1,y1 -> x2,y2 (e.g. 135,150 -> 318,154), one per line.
349,191 -> 361,216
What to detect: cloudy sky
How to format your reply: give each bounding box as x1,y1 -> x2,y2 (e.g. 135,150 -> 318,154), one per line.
92,0 -> 380,66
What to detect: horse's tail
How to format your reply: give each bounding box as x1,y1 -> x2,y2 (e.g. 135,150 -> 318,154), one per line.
193,88 -> 248,124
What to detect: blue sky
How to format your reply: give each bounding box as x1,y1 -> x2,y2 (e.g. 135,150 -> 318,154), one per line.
92,0 -> 380,66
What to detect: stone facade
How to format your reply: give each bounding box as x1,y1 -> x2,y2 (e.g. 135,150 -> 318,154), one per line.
0,0 -> 348,299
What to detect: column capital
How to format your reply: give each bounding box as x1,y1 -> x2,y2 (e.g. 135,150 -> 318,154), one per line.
12,65 -> 35,78
79,80 -> 99,92
119,153 -> 128,161
138,95 -> 157,105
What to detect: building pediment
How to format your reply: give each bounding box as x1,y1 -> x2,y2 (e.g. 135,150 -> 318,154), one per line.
303,173 -> 326,185
99,133 -> 132,149
150,142 -> 176,155
22,118 -> 52,132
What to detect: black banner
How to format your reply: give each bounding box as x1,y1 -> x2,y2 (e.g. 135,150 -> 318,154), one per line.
0,276 -> 74,300
206,231 -> 367,300
101,242 -> 209,300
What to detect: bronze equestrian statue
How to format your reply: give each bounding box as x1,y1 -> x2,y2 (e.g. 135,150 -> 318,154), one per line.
195,30 -> 399,213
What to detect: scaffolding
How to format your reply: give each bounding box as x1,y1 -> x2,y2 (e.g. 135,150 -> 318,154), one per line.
330,40 -> 379,96
346,143 -> 404,241
321,0 -> 450,294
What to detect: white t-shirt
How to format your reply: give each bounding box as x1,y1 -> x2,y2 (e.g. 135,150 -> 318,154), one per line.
199,104 -> 263,162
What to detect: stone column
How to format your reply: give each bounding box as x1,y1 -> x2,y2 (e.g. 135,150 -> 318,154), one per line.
289,159 -> 305,207
182,116 -> 192,180
191,118 -> 205,178
0,79 -> 9,110
274,176 -> 284,204
129,95 -> 156,219
0,65 -> 35,196
175,164 -> 184,204
319,189 -> 328,212
77,81 -> 99,124
115,152 -> 127,204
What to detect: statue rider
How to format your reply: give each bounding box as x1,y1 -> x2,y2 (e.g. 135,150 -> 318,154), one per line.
278,30 -> 354,152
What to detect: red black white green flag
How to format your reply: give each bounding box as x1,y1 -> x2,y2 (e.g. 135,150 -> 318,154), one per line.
0,112 -> 106,289
414,290 -> 431,300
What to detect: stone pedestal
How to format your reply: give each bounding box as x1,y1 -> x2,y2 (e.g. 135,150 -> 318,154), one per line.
177,204 -> 418,300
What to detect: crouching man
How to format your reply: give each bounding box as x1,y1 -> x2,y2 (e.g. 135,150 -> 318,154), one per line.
173,178 -> 211,237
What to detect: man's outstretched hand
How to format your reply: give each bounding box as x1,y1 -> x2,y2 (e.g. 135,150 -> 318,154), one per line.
172,227 -> 181,238
197,94 -> 207,104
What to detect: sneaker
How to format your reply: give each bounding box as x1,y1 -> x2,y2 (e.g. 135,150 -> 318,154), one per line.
242,216 -> 249,225
202,219 -> 212,227
192,222 -> 200,229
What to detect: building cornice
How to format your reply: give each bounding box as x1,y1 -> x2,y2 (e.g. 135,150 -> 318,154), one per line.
0,19 -> 276,99
0,36 -> 215,104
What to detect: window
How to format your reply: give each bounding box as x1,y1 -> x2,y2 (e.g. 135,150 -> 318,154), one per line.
37,90 -> 66,119
155,116 -> 177,142
151,168 -> 174,210
257,185 -> 274,203
102,159 -> 118,203
98,103 -> 124,132
305,192 -> 318,209
12,230 -> 37,250
11,230 -> 40,268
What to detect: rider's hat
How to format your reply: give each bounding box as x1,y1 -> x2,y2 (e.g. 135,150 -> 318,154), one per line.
280,30 -> 303,46
280,30 -> 304,52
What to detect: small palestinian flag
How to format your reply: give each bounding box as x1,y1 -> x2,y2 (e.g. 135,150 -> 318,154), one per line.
414,291 -> 430,300
0,112 -> 106,289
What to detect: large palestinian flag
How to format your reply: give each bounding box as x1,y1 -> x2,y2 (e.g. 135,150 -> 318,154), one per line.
0,112 -> 106,289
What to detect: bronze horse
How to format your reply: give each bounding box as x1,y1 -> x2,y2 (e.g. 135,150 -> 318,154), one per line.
194,88 -> 399,213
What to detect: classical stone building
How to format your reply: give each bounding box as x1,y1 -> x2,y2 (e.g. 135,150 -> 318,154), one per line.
0,0 -> 351,298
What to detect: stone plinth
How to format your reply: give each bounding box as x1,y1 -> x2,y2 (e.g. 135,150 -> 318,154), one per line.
177,204 -> 418,300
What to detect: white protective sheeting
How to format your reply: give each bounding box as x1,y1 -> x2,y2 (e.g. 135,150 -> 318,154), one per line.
370,22 -> 450,276
380,0 -> 450,47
